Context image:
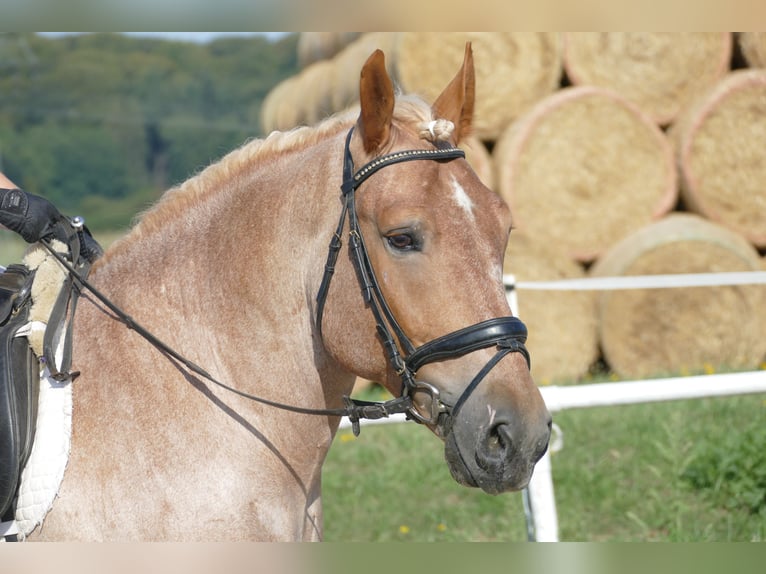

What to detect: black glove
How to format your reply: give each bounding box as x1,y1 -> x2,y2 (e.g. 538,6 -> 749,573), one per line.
0,188 -> 69,244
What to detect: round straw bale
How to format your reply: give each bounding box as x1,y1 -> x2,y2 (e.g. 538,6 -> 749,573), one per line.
330,33 -> 401,113
260,74 -> 303,133
297,32 -> 361,68
494,86 -> 677,263
672,70 -> 766,248
395,33 -> 562,141
739,32 -> 766,68
460,136 -> 494,190
590,213 -> 766,379
293,58 -> 336,126
504,233 -> 599,384
563,33 -> 731,125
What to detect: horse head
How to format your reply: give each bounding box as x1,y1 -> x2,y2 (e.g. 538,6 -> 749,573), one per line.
320,44 -> 551,494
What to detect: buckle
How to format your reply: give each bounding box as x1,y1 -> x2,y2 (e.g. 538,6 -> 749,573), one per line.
406,380 -> 446,425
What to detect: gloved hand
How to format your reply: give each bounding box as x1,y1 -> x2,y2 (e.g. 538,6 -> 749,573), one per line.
0,188 -> 70,244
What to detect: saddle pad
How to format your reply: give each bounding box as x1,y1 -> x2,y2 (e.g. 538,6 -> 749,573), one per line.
13,362 -> 72,539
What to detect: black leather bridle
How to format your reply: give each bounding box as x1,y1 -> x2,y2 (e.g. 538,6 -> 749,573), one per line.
316,128 -> 530,434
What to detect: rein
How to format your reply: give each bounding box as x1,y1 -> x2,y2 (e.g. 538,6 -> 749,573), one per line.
43,125 -> 530,437
40,241 -> 406,428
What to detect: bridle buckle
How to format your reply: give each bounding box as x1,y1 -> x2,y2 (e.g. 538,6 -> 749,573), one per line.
405,380 -> 446,425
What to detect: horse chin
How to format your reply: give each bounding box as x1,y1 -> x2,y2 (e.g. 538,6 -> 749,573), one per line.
442,420 -> 535,495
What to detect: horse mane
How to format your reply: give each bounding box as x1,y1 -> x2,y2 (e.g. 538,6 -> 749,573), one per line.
102,94 -> 451,262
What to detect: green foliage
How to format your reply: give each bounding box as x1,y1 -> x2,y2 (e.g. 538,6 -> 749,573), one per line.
680,424 -> 766,515
10,122 -> 138,209
0,32 -> 299,229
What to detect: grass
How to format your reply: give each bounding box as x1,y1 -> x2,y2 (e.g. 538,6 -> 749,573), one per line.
322,389 -> 766,542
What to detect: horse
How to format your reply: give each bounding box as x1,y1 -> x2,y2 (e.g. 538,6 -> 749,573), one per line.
26,44 -> 551,541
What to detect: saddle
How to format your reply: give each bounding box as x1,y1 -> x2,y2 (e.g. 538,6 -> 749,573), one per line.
0,264 -> 39,522
0,233 -> 98,527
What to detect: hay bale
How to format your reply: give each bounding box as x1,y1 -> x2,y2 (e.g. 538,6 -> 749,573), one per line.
563,33 -> 731,125
293,58 -> 336,126
261,33 -> 399,133
504,234 -> 598,384
493,86 -> 677,263
739,32 -> 766,68
297,32 -> 361,68
260,74 -> 303,133
672,70 -> 766,248
460,136 -> 494,190
590,214 -> 766,379
396,33 -> 562,141
330,33 -> 401,113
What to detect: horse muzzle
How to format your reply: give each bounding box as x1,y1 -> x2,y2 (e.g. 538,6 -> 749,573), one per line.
442,400 -> 551,494
402,317 -> 552,494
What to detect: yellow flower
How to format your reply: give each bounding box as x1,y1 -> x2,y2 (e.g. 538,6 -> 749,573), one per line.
399,525 -> 410,534
339,433 -> 356,443
436,523 -> 447,532
703,363 -> 715,375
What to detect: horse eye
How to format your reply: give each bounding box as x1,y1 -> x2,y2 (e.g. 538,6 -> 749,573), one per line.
387,233 -> 416,251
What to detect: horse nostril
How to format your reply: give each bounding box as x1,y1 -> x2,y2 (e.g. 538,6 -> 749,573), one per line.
486,423 -> 513,458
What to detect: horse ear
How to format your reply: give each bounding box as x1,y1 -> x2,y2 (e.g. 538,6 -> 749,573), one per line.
432,42 -> 475,143
358,49 -> 395,154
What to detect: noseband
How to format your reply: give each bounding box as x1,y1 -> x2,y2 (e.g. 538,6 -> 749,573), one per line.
317,128 -> 530,432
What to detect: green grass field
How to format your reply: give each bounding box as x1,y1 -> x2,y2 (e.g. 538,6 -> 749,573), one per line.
322,390 -> 766,542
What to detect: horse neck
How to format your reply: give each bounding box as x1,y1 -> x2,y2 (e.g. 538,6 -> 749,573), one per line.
93,132 -> 347,346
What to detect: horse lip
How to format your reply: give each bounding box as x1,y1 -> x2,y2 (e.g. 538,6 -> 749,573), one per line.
443,429 -> 479,488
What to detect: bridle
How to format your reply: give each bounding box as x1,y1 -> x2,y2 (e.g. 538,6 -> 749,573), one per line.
41,125 -> 531,438
316,127 -> 530,433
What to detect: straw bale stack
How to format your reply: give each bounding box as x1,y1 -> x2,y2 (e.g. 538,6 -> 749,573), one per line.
260,74 -> 303,133
329,33 -> 401,114
504,234 -> 599,384
739,32 -> 766,68
494,86 -> 677,263
261,33 -> 400,133
297,32 -> 361,68
671,70 -> 766,248
395,33 -> 562,141
293,58 -> 336,126
563,33 -> 731,125
590,214 -> 766,379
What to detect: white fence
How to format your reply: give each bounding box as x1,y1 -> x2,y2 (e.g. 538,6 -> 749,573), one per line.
340,270 -> 766,541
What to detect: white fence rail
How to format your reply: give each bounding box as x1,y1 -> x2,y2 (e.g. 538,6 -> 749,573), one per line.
340,271 -> 766,541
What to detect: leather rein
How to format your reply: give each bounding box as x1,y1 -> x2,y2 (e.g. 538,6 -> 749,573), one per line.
42,126 -> 530,437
